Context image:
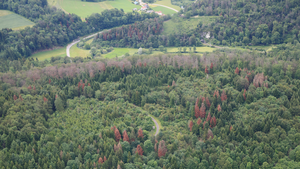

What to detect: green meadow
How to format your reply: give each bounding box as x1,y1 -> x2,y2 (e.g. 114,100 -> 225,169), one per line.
30,47 -> 66,61
162,16 -> 219,35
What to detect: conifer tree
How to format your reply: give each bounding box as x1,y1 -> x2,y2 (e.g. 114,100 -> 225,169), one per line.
138,128 -> 144,139
197,118 -> 202,125
158,140 -> 167,158
136,145 -> 143,156
195,98 -> 200,118
114,127 -> 121,142
189,120 -> 193,131
235,67 -> 239,74
199,103 -> 206,118
123,130 -> 129,142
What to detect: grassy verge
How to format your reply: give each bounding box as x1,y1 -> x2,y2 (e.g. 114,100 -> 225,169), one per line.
0,10 -> 34,30
30,47 -> 66,61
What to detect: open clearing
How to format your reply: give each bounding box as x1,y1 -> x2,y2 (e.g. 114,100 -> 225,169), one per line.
30,47 -> 66,61
162,16 -> 219,35
0,10 -> 34,30
153,0 -> 181,11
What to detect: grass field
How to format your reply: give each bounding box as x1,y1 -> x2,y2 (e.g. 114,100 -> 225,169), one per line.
151,6 -> 177,14
162,16 -> 219,35
153,0 -> 181,11
0,10 -> 34,30
70,45 -> 91,58
30,47 -> 66,61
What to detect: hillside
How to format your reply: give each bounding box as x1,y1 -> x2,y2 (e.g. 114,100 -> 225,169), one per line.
1,0 -> 300,168
1,43 -> 300,168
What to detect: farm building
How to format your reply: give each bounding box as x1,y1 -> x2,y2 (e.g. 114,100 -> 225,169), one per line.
141,6 -> 148,11
155,11 -> 163,15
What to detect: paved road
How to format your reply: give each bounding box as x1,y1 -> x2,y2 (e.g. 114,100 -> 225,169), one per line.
149,115 -> 160,136
152,4 -> 179,12
66,30 -> 108,57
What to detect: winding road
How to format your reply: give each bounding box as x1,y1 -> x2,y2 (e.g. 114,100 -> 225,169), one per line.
66,30 -> 108,57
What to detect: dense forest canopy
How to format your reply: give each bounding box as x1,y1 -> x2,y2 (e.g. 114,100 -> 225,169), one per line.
1,42 -> 300,168
1,0 -> 300,168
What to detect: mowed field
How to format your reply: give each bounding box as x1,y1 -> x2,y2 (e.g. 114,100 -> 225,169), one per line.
162,16 -> 219,35
30,47 -> 67,61
49,0 -> 138,19
0,10 -> 34,30
153,0 -> 181,11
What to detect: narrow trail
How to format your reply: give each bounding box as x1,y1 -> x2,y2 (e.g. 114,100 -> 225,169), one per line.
148,115 -> 160,136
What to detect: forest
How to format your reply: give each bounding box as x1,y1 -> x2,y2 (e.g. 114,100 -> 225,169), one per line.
182,0 -> 300,46
1,42 -> 300,168
1,0 -> 300,168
